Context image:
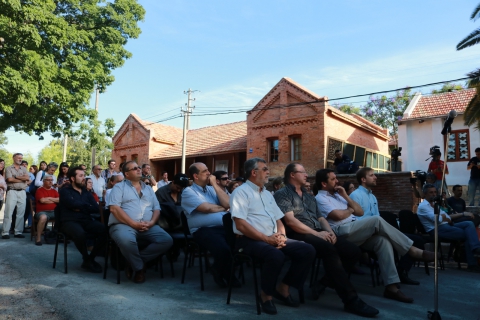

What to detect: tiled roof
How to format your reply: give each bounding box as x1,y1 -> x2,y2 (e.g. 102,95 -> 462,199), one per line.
151,121 -> 247,160
403,89 -> 476,120
133,114 -> 184,144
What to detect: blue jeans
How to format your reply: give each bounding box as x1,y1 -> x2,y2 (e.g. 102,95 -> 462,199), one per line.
467,178 -> 480,206
437,221 -> 480,266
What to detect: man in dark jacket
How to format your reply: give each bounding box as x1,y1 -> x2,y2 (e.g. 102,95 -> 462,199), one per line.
59,166 -> 106,273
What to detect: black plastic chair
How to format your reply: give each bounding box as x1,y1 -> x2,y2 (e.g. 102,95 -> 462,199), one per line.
223,213 -> 262,315
52,206 -> 72,273
180,211 -> 207,290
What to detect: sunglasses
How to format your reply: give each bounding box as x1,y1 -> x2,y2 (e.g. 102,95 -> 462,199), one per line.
220,177 -> 230,181
127,166 -> 141,172
145,182 -> 151,185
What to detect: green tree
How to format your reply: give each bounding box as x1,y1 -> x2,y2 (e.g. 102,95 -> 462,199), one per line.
37,139 -> 64,165
336,104 -> 362,115
361,89 -> 412,149
431,83 -> 465,94
0,0 -> 145,136
457,3 -> 480,128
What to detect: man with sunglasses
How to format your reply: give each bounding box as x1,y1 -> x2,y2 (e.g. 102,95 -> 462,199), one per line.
181,162 -> 240,288
109,161 -> 173,283
213,170 -> 231,195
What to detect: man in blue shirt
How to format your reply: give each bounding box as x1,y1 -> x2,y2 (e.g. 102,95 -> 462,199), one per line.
181,162 -> 239,288
350,167 -> 425,286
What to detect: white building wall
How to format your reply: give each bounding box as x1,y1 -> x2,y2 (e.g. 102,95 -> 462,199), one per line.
398,118 -> 480,185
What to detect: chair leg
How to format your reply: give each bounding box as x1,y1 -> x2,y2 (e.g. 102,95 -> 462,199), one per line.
181,246 -> 189,284
103,241 -> 109,280
424,262 -> 430,275
159,256 -> 164,279
309,258 -> 316,287
298,286 -> 305,304
252,262 -> 261,315
169,253 -> 175,278
116,246 -> 121,284
370,265 -> 375,287
53,235 -> 59,269
199,249 -> 204,291
226,257 -> 236,305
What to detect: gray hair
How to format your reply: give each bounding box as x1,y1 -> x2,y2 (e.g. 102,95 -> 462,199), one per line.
422,183 -> 437,195
47,162 -> 58,169
244,157 -> 266,179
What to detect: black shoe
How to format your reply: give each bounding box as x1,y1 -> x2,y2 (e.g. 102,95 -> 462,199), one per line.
14,234 -> 25,238
2,235 -> 10,239
35,241 -> 42,246
81,260 -> 102,273
311,280 -> 327,300
467,265 -> 480,273
211,268 -> 227,288
399,271 -> 420,285
473,248 -> 480,258
272,291 -> 300,307
344,298 -> 379,318
260,298 -> 277,315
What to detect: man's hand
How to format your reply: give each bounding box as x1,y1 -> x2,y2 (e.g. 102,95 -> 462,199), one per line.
463,212 -> 474,219
208,175 -> 217,186
334,185 -> 347,198
265,233 -> 286,249
315,231 -> 336,244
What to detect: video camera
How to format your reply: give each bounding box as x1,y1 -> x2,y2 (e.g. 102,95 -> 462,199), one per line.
410,170 -> 427,185
429,146 -> 441,156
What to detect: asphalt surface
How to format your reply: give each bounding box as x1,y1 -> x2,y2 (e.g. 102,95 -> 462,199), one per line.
0,208 -> 479,320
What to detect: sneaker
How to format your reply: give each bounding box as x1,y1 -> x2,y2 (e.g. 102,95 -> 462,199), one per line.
2,235 -> 10,239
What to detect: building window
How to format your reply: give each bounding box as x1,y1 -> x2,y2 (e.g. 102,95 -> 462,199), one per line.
269,139 -> 279,162
120,156 -> 126,164
447,129 -> 470,161
291,137 -> 301,161
131,154 -> 138,163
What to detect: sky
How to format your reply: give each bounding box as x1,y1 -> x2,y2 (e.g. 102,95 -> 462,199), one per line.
5,0 -> 480,159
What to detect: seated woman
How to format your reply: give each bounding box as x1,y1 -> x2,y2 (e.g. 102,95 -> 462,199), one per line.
85,177 -> 99,203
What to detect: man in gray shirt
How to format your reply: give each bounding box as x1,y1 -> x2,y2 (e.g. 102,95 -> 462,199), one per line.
2,153 -> 30,239
109,161 -> 173,283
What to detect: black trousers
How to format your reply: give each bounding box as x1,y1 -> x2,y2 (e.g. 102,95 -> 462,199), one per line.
61,219 -> 106,261
291,232 -> 360,303
398,233 -> 425,273
236,237 -> 315,296
193,226 -> 232,277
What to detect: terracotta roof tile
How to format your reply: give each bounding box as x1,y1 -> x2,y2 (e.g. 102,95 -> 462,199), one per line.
404,89 -> 475,120
134,115 -> 184,144
151,121 -> 247,160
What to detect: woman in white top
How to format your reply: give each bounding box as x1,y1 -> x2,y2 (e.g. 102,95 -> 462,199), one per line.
35,162 -> 58,187
0,159 -> 7,211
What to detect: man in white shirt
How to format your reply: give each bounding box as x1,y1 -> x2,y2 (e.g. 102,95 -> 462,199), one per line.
89,165 -> 106,201
417,183 -> 480,273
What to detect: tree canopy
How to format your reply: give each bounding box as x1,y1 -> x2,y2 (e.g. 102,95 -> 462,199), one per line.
0,0 -> 145,136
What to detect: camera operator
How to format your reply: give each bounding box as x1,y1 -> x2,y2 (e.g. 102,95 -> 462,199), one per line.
427,148 -> 448,193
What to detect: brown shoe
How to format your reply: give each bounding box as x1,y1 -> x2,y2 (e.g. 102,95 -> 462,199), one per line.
125,263 -> 133,280
383,289 -> 414,303
133,269 -> 146,284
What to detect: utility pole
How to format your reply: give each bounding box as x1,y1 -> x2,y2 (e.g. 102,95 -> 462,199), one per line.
91,86 -> 99,169
62,134 -> 68,162
181,89 -> 198,173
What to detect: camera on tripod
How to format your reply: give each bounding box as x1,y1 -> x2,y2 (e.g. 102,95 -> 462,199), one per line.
429,145 -> 441,156
410,170 -> 427,185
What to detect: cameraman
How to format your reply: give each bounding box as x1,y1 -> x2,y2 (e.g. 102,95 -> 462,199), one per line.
467,147 -> 480,206
427,149 -> 448,192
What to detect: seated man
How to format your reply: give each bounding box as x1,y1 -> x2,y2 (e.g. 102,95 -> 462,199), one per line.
109,161 -> 173,283
231,158 -> 316,315
315,169 -> 434,303
181,162 -> 238,288
213,170 -> 230,195
418,184 -> 480,273
155,173 -> 190,206
34,176 -> 59,246
274,163 -> 378,317
59,166 -> 106,273
447,185 -> 480,227
105,174 -> 124,209
350,167 -> 425,285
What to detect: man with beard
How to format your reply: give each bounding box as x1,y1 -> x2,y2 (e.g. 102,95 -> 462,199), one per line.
59,167 -> 106,273
350,167 -> 424,285
315,169 -> 434,303
274,163 -> 378,317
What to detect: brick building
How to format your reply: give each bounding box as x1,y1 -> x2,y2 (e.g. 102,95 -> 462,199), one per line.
247,77 -> 391,177
111,114 -> 247,180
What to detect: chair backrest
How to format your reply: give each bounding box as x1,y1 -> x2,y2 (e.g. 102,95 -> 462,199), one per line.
222,213 -> 236,253
379,211 -> 399,230
398,210 -> 417,234
414,214 -> 428,234
53,205 -> 62,231
180,211 -> 191,236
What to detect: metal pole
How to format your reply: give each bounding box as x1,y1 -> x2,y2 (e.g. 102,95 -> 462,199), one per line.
181,107 -> 188,173
91,87 -> 99,169
186,88 -> 192,130
63,134 -> 68,162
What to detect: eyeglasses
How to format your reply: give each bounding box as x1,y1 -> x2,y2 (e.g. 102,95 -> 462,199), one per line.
145,182 -> 151,185
294,171 -> 307,174
220,177 -> 230,181
127,166 -> 141,172
255,167 -> 269,172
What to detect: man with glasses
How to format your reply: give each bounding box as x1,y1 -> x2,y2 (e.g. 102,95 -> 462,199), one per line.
273,163 -> 378,317
89,164 -> 106,202
59,166 -> 106,273
141,164 -> 157,188
181,162 -> 240,288
231,158 -> 315,315
213,170 -> 230,194
109,161 -> 173,283
2,153 -> 30,239
34,176 -> 59,245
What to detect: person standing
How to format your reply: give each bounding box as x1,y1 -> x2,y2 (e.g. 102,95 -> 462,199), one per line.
89,165 -> 106,202
467,147 -> 480,206
2,153 -> 30,239
0,159 -> 6,211
157,171 -> 170,188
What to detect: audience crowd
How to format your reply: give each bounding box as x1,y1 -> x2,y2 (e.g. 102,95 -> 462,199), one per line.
1,152 -> 479,318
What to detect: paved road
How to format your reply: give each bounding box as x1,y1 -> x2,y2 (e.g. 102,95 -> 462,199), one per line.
0,209 -> 479,319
